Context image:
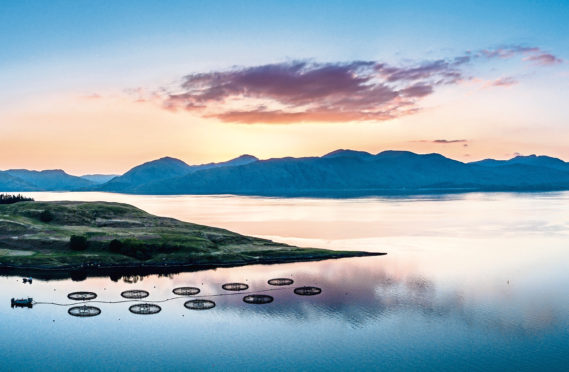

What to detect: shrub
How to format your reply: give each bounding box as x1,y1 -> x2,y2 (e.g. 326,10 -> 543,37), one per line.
69,235 -> 88,251
39,210 -> 54,223
120,239 -> 149,260
109,239 -> 123,253
108,239 -> 182,261
135,249 -> 151,260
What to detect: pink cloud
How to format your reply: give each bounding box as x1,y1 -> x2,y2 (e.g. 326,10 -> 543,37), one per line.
523,53 -> 563,66
413,139 -> 468,145
486,77 -> 518,88
150,45 -> 561,124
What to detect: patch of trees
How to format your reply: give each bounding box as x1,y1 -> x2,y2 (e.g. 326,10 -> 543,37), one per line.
67,235 -> 184,260
0,194 -> 34,204
39,210 -> 54,222
69,235 -> 88,251
108,239 -> 181,261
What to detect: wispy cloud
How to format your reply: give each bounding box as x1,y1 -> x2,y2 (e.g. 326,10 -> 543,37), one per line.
523,53 -> 563,66
479,45 -> 540,59
433,139 -> 468,144
487,77 -> 518,87
414,139 -> 468,145
149,45 -> 561,124
82,93 -> 102,100
481,46 -> 563,67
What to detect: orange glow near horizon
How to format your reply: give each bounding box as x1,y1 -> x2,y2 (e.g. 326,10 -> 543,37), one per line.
1,86 -> 568,175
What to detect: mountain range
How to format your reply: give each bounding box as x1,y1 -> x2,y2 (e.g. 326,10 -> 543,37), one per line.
1,150 -> 569,196
0,169 -> 94,191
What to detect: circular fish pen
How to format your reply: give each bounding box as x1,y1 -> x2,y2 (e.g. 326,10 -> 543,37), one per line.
121,290 -> 149,299
68,305 -> 101,317
172,287 -> 200,296
243,294 -> 274,304
184,299 -> 216,310
222,283 -> 249,291
67,291 -> 97,301
129,303 -> 161,315
268,278 -> 294,286
294,286 -> 322,296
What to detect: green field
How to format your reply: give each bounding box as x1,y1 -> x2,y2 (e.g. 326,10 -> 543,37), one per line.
0,201 -> 381,271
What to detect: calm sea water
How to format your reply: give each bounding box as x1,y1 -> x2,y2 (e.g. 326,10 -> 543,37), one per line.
1,192 -> 568,371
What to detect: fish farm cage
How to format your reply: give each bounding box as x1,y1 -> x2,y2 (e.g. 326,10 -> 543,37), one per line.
13,275 -> 325,316
184,299 -> 216,310
222,282 -> 249,291
172,287 -> 200,296
294,286 -> 322,296
243,294 -> 274,304
129,303 -> 162,315
68,305 -> 101,317
121,290 -> 150,299
67,291 -> 97,301
268,278 -> 294,286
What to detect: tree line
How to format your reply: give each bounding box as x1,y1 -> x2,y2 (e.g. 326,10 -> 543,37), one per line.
0,194 -> 34,204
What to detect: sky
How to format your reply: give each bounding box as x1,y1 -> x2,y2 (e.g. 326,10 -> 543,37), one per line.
1,0 -> 568,174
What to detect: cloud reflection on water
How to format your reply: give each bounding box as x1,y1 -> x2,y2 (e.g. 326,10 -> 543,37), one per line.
70,255 -> 562,337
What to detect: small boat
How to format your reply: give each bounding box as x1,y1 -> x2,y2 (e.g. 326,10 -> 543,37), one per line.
22,277 -> 33,284
11,298 -> 33,308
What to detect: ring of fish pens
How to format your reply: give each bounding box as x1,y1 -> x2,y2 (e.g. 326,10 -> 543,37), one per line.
21,279 -> 321,317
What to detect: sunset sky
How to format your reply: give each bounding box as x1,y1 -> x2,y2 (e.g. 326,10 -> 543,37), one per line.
1,0 -> 568,174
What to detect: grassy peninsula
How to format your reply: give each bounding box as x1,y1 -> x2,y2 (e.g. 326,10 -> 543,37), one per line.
0,201 -> 382,274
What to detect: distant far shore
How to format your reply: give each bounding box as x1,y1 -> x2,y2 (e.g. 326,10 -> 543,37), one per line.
2,150 -> 569,197
8,186 -> 569,199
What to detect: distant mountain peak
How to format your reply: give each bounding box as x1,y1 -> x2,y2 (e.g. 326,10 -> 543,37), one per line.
231,154 -> 259,161
7,168 -> 68,175
152,156 -> 189,165
323,149 -> 374,159
470,153 -> 567,171
99,156 -> 193,191
511,154 -> 559,161
98,154 -> 259,192
42,169 -> 67,175
375,150 -> 417,157
192,154 -> 259,169
1,168 -> 92,191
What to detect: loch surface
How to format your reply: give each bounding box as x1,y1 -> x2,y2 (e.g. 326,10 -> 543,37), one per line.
1,191 -> 568,371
